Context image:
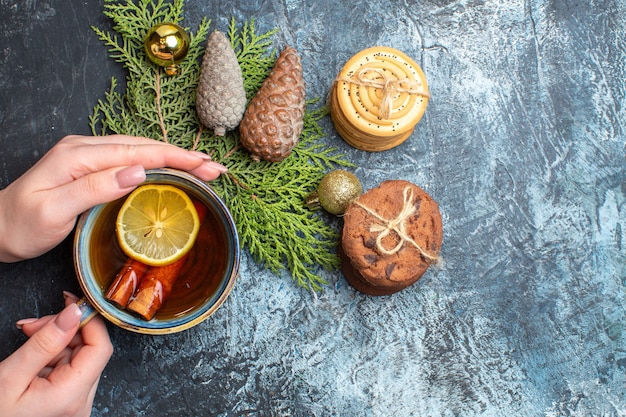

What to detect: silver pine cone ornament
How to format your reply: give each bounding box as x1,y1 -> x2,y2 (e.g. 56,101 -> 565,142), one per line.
239,46 -> 306,162
196,30 -> 247,136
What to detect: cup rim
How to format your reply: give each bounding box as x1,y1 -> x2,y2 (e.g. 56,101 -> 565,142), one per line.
73,168 -> 240,334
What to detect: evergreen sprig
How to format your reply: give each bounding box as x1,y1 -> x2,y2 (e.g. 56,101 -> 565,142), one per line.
89,0 -> 353,291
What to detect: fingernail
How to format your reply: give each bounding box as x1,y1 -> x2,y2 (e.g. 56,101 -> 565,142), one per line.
189,151 -> 212,161
116,165 -> 146,189
55,303 -> 82,331
63,291 -> 79,301
15,318 -> 38,329
206,161 -> 228,173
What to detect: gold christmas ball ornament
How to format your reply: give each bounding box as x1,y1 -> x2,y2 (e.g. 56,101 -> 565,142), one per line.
144,22 -> 190,76
306,170 -> 363,215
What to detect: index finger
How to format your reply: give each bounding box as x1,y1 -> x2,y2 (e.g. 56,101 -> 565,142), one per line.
73,142 -> 208,173
62,134 -> 167,146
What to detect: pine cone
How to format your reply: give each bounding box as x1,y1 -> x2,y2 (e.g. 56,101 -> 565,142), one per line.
239,46 -> 306,162
196,30 -> 246,136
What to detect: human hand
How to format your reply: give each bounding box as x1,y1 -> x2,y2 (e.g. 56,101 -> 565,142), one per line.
0,134 -> 228,262
0,292 -> 113,417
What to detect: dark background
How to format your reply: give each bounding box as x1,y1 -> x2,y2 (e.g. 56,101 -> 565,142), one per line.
1,0 -> 625,416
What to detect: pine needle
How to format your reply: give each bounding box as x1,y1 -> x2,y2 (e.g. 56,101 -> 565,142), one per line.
89,0 -> 353,291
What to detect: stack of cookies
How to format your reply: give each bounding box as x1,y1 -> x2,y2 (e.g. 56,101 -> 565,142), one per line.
330,47 -> 430,152
340,180 -> 442,295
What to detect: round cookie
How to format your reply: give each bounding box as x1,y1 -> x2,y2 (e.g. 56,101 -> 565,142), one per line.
330,47 -> 430,152
341,180 -> 442,295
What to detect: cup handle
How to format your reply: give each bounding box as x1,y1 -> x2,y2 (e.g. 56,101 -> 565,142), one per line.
76,296 -> 98,328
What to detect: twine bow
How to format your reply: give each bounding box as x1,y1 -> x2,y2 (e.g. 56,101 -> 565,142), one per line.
337,67 -> 430,119
354,187 -> 439,261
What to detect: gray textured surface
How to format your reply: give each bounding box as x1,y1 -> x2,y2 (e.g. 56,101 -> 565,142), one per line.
1,0 -> 625,416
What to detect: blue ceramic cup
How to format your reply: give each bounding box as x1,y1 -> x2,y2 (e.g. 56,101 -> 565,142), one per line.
73,168 -> 240,334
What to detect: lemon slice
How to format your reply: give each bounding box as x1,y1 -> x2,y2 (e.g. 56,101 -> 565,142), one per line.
115,184 -> 200,266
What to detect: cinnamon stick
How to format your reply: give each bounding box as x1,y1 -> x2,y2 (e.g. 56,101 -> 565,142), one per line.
105,258 -> 148,307
126,255 -> 188,320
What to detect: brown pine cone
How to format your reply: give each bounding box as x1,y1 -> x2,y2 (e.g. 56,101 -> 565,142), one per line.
239,46 -> 306,162
196,30 -> 246,136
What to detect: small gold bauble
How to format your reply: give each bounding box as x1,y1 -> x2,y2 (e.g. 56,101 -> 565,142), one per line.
144,22 -> 190,76
305,170 -> 363,215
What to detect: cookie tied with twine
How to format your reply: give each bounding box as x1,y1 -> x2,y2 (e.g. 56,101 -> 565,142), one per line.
330,47 -> 430,152
340,180 -> 442,296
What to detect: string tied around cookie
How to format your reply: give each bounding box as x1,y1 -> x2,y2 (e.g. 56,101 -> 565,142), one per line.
336,67 -> 430,119
353,186 -> 439,262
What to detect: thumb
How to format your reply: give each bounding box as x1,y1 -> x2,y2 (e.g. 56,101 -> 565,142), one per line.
52,165 -> 146,219
4,304 -> 82,393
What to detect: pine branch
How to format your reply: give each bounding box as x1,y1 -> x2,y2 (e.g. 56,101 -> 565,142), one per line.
89,0 -> 353,291
231,17 -> 278,98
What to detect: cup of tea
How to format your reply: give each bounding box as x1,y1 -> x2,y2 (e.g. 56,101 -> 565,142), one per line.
73,168 -> 240,334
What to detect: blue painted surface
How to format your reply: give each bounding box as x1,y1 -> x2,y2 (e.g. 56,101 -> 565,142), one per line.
0,0 -> 624,415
